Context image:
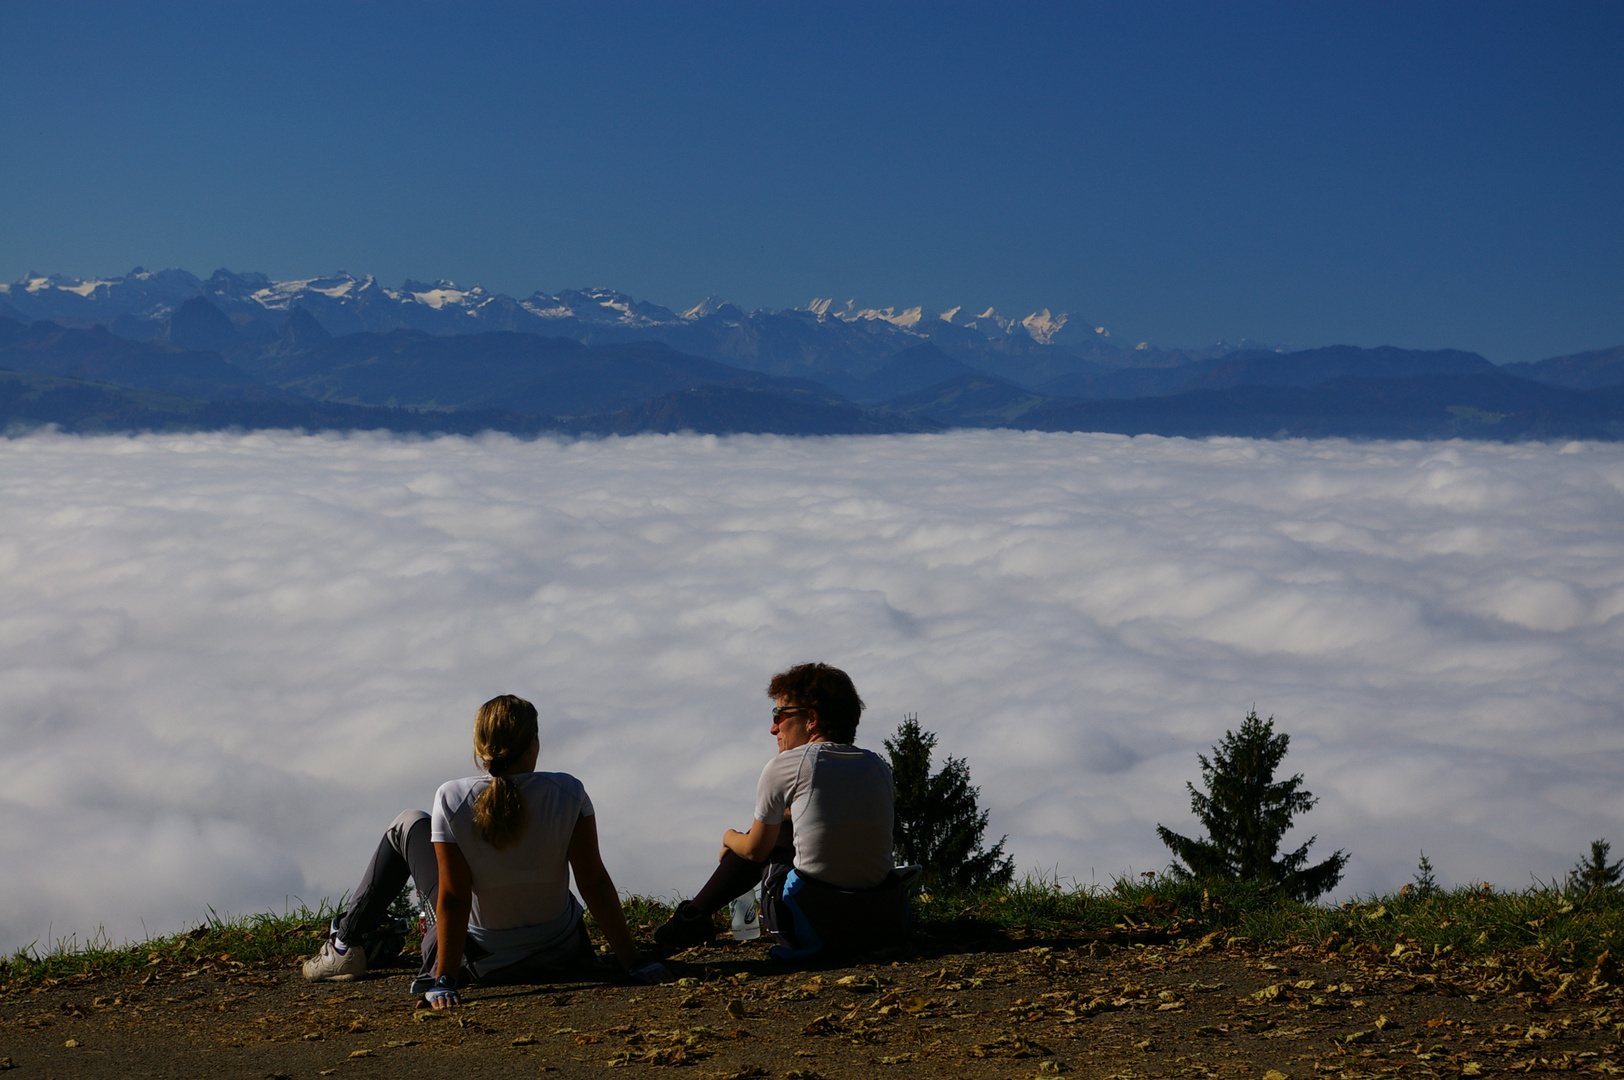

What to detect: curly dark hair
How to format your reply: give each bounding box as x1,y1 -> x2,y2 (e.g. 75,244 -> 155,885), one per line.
766,662 -> 865,743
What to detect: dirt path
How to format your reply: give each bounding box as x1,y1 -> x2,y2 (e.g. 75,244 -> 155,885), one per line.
3,935 -> 1619,1079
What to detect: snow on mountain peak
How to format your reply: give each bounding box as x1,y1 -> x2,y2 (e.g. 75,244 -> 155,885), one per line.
6,274 -> 114,299
395,280 -> 485,310
1020,309 -> 1067,345
963,307 -> 1014,335
250,272 -> 363,308
0,267 -> 1089,351
681,296 -> 731,320
851,305 -> 924,329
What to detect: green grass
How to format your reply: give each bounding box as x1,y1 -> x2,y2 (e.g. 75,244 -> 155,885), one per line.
0,902 -> 340,988
908,872 -> 1624,974
8,877 -> 1621,989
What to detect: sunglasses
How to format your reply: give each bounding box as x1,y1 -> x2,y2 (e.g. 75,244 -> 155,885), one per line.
771,705 -> 813,719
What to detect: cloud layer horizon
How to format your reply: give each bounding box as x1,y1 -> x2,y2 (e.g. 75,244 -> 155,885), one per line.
2,430 -> 1621,954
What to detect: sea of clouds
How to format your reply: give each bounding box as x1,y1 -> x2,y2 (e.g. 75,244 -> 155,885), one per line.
1,429 -> 1621,954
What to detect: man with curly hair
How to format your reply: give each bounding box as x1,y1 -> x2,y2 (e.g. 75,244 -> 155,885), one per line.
655,663 -> 906,958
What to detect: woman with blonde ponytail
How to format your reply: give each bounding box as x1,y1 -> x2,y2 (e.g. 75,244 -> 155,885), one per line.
471,695 -> 537,850
304,694 -> 668,1004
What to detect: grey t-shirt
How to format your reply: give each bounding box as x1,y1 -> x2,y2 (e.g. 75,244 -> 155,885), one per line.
431,771 -> 593,931
754,742 -> 895,890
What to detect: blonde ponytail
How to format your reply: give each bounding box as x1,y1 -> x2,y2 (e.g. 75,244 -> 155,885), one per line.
471,694 -> 539,850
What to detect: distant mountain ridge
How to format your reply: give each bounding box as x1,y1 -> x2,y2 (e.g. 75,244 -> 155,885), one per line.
1,266 -> 1622,441
0,268 -> 1100,346
0,267 -> 1268,390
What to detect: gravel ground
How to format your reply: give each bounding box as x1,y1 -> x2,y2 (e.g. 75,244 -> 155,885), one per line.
2,934 -> 1620,1079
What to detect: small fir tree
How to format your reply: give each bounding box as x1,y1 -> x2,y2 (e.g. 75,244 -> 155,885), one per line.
1156,709 -> 1348,902
886,715 -> 1015,891
388,882 -> 422,922
1568,839 -> 1623,892
1412,851 -> 1440,898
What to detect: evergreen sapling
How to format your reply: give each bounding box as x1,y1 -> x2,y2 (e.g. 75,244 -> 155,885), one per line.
1568,839 -> 1623,893
1156,709 -> 1348,902
1411,851 -> 1440,898
886,714 -> 1014,891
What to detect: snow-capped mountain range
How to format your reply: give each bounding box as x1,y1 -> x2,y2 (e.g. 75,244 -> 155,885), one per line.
0,267 -> 1099,349
4,267 -> 1618,441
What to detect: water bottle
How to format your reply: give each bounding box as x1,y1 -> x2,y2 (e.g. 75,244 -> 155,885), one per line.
729,890 -> 760,940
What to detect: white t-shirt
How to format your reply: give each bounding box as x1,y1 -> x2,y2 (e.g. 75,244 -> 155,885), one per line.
431,771 -> 593,931
754,741 -> 895,890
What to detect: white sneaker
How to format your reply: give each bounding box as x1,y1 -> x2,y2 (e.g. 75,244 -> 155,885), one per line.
302,937 -> 367,982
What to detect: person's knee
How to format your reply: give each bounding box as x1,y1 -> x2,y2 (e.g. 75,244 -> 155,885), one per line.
386,809 -> 430,849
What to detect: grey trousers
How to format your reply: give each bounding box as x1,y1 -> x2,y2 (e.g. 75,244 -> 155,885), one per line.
336,809 -> 591,991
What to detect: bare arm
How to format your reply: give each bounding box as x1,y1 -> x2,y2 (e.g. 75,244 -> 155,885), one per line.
721,818 -> 782,863
432,840 -> 473,1007
567,814 -> 640,971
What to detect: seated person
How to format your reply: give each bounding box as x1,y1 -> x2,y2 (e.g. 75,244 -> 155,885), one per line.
655,662 -> 906,958
304,694 -> 665,1005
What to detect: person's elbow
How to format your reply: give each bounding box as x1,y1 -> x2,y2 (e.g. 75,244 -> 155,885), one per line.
742,823 -> 780,862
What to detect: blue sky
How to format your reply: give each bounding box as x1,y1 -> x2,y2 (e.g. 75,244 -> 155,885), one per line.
2,1 -> 1620,362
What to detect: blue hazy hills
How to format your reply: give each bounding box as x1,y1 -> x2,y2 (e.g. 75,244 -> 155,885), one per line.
1,277 -> 1622,440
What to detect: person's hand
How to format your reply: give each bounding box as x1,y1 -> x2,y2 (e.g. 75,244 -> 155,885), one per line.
425,975 -> 461,1009
627,960 -> 673,984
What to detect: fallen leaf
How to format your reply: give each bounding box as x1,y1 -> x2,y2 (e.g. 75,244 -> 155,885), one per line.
512,1034 -> 538,1046
63,1039 -> 80,1048
348,1049 -> 374,1058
